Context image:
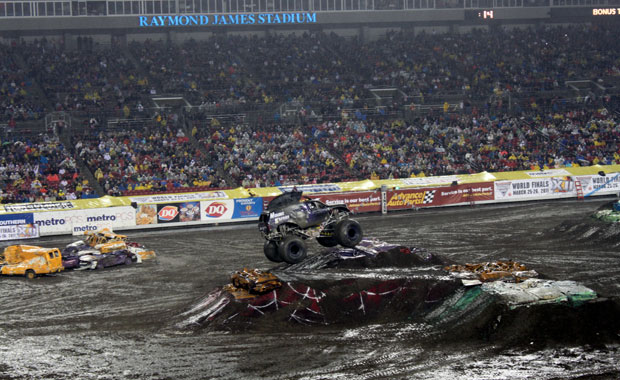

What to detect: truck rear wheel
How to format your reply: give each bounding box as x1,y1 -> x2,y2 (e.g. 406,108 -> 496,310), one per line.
278,236 -> 307,264
335,219 -> 363,248
25,269 -> 36,280
264,240 -> 283,263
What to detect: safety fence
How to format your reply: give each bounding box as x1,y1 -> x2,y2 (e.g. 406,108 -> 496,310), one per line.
1,165 -> 619,239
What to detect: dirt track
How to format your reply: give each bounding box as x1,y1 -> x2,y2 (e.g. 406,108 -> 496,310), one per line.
0,198 -> 619,379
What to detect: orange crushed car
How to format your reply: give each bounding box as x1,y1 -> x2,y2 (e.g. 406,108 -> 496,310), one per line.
230,268 -> 283,294
0,245 -> 63,279
82,228 -> 156,260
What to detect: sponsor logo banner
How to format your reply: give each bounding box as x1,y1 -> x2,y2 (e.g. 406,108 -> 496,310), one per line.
129,191 -> 228,204
157,205 -> 180,223
399,175 -> 459,187
179,202 -> 201,222
0,213 -> 34,226
136,204 -> 158,225
584,172 -> 620,196
526,169 -> 571,177
232,198 -> 262,219
30,207 -> 137,235
201,200 -> 235,221
4,201 -> 75,213
388,183 -> 494,210
136,202 -> 201,225
312,191 -> 382,213
72,207 -> 136,234
278,184 -> 342,193
0,224 -> 40,241
494,178 -> 575,200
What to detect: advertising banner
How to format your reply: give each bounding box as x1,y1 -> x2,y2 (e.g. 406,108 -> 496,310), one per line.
278,184 -> 342,194
129,190 -> 229,205
0,213 -> 34,227
156,204 -> 181,223
494,177 -> 576,201
136,202 -> 201,225
312,191 -> 382,213
232,198 -> 262,219
525,169 -> 572,178
579,173 -> 620,197
201,200 -> 235,221
388,183 -> 494,210
398,175 -> 460,188
71,206 -> 136,234
4,201 -> 75,213
33,207 -> 136,235
136,204 -> 158,226
0,224 -> 40,241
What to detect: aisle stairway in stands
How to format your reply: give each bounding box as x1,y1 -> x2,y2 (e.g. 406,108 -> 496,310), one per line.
56,117 -> 105,197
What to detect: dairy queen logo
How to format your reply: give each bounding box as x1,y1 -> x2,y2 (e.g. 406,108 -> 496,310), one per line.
158,206 -> 179,221
205,202 -> 227,218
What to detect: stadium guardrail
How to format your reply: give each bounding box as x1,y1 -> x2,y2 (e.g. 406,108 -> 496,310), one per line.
0,165 -> 619,239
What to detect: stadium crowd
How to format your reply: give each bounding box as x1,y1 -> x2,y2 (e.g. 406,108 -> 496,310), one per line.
0,24 -> 618,202
0,133 -> 89,203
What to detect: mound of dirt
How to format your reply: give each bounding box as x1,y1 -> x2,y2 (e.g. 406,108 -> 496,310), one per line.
551,218 -> 620,247
173,240 -> 620,348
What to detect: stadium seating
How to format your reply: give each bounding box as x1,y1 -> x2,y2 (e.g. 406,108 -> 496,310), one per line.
0,24 -> 618,202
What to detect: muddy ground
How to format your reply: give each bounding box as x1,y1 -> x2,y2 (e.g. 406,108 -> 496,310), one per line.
0,198 -> 619,379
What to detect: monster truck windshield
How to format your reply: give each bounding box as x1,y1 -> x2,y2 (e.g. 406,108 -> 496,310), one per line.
266,191 -> 303,212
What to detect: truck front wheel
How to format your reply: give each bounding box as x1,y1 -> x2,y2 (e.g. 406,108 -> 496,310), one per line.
278,236 -> 307,264
25,269 -> 36,280
335,219 -> 363,248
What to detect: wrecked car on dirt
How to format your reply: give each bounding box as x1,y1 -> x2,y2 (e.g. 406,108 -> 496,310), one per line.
1,245 -> 63,279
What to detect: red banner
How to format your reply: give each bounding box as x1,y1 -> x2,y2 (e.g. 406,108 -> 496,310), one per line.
387,183 -> 494,210
312,191 -> 382,213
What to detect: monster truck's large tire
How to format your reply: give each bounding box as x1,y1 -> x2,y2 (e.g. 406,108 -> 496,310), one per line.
335,219 -> 363,248
263,240 -> 283,262
317,236 -> 338,247
278,236 -> 307,264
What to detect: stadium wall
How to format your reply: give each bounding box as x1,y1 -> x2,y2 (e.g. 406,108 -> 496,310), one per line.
1,165 -> 618,240
1,6 -> 612,40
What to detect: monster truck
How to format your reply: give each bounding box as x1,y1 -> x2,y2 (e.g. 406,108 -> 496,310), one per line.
258,191 -> 363,264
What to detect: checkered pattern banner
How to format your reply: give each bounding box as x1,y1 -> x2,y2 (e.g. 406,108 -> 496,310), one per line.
422,190 -> 436,204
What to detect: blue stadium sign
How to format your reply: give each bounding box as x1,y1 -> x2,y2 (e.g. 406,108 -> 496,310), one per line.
139,13 -> 318,27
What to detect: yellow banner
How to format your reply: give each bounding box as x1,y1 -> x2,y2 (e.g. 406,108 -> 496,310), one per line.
3,164 -> 620,214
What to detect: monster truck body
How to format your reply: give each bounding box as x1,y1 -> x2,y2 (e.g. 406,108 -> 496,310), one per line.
258,191 -> 363,264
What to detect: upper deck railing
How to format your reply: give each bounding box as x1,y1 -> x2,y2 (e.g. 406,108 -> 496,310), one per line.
0,0 -> 617,17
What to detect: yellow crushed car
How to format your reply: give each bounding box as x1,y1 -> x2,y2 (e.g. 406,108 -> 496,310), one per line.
81,228 -> 156,260
0,245 -> 64,279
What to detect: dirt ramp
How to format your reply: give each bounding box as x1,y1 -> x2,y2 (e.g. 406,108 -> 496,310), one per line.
426,286 -> 620,346
549,202 -> 620,247
174,276 -> 462,333
277,239 -> 450,272
172,240 -> 620,349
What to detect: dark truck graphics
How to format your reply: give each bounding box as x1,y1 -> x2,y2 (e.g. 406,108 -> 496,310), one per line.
258,191 -> 363,264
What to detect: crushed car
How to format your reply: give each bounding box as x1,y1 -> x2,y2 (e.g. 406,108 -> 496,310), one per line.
258,190 -> 363,264
78,249 -> 139,270
62,228 -> 154,270
1,245 -> 63,279
230,268 -> 283,294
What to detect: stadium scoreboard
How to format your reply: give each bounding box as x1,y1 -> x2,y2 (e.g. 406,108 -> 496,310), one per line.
466,6 -> 620,21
